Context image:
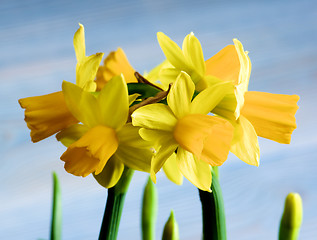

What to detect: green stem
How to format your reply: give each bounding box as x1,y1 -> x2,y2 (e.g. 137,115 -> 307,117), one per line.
50,172 -> 62,240
98,167 -> 134,240
199,167 -> 226,240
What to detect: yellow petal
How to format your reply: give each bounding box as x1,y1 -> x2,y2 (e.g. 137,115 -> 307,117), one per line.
150,137 -> 178,183
182,32 -> 206,78
93,155 -> 124,188
73,24 -> 104,92
198,75 -> 237,120
233,39 -> 251,117
212,91 -> 237,120
98,75 -> 129,129
115,145 -> 153,172
167,72 -> 195,118
195,74 -> 223,92
176,148 -> 211,192
241,91 -> 299,144
76,53 -> 104,91
139,128 -> 171,144
190,81 -> 234,115
205,44 -> 240,84
95,48 -> 136,90
144,59 -> 170,83
173,114 -> 215,158
61,125 -> 119,177
117,123 -> 150,147
163,153 -> 183,185
201,120 -> 234,166
62,81 -> 101,128
230,116 -> 260,166
73,23 -> 86,63
62,81 -> 83,121
204,39 -> 251,119
157,32 -> 192,73
132,103 -> 177,131
56,124 -> 89,147
159,68 -> 181,90
19,91 -> 78,142
233,39 -> 251,93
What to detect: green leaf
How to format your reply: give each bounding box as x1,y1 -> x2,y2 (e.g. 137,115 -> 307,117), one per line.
127,83 -> 161,100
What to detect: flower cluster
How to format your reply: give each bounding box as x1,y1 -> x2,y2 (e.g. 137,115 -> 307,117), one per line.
19,24 -> 299,191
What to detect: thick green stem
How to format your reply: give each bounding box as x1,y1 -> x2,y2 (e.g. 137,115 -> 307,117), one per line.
98,168 -> 134,240
199,167 -> 226,240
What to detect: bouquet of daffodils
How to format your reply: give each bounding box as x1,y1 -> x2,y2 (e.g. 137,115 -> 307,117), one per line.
19,24 -> 301,240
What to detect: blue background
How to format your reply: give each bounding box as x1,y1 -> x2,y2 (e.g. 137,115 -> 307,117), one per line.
1,0 -> 316,239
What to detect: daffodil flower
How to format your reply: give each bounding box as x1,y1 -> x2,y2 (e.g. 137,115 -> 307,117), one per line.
132,72 -> 234,191
19,24 -> 103,142
205,39 -> 299,165
157,32 -> 299,166
57,75 -> 153,188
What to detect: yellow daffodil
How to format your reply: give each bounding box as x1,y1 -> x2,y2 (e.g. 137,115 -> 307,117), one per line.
19,24 -> 103,142
57,75 -> 153,188
132,72 -> 234,191
206,46 -> 299,144
205,39 -> 299,164
157,32 -> 299,166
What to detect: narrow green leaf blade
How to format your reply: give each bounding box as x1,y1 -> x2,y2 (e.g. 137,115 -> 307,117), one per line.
50,172 -> 62,240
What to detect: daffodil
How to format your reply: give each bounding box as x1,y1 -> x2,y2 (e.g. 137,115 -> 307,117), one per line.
132,72 -> 234,191
57,75 -> 153,188
157,32 -> 299,166
19,24 -> 103,142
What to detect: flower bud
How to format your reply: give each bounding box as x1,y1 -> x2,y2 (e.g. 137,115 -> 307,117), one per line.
279,192 -> 303,240
142,176 -> 158,240
162,211 -> 179,240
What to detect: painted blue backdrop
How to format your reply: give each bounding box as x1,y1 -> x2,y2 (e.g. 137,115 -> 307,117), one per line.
1,0 -> 316,239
